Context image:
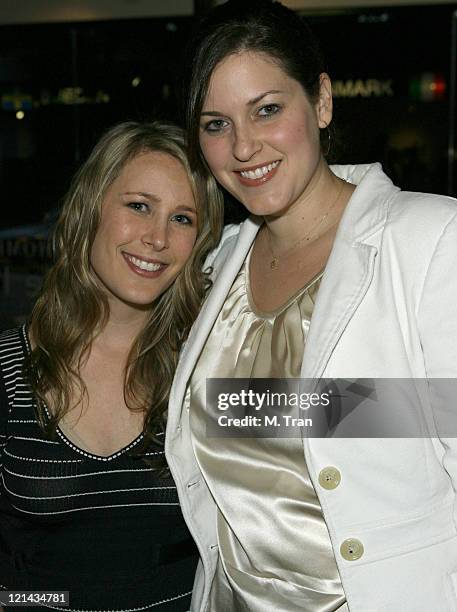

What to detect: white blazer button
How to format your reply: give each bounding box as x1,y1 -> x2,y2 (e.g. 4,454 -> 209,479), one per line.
318,467 -> 341,490
340,538 -> 364,561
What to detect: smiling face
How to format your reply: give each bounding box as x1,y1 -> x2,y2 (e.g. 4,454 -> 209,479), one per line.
90,150 -> 197,317
199,51 -> 332,217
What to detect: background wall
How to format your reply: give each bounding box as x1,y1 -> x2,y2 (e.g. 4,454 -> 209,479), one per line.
0,0 -> 194,24
0,1 -> 455,324
0,0 -> 455,25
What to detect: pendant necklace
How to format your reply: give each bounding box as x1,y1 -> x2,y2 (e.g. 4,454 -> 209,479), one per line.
267,182 -> 344,270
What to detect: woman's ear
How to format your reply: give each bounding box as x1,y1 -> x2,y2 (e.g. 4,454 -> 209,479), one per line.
316,72 -> 333,129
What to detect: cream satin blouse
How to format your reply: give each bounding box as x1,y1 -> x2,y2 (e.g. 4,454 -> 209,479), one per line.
190,253 -> 347,611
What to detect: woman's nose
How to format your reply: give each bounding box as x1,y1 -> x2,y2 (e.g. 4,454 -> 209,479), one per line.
142,220 -> 169,251
232,126 -> 262,162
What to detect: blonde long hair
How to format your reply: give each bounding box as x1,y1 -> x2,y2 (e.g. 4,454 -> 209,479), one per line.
27,121 -> 223,444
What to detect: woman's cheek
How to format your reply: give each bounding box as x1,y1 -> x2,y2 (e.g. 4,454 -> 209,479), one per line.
271,120 -> 315,152
200,137 -> 227,173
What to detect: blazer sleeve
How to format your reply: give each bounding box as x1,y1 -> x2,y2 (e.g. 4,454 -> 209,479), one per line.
417,210 -> 457,525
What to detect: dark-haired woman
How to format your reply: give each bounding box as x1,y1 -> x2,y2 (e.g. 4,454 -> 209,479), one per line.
0,121 -> 223,611
165,1 -> 457,611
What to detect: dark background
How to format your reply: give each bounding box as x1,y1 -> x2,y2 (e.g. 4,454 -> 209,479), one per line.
0,3 -> 456,322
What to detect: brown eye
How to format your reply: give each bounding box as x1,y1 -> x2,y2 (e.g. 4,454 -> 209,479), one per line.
258,104 -> 280,117
127,202 -> 149,213
203,119 -> 229,133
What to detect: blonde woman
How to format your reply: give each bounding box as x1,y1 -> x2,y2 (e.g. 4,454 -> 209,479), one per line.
0,121 -> 223,611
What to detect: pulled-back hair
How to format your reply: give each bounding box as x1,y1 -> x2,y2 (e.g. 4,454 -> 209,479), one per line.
185,0 -> 326,171
27,121 -> 223,444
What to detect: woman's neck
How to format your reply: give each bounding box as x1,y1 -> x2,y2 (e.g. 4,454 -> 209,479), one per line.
263,161 -> 351,253
93,310 -> 148,354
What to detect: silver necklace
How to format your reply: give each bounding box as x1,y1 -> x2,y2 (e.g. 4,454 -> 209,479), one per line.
266,182 -> 344,270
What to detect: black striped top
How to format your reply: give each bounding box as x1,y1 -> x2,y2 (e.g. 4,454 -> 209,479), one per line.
0,326 -> 198,611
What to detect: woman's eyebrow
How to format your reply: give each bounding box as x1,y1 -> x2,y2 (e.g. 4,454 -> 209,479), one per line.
200,110 -> 227,117
247,89 -> 283,105
175,206 -> 197,213
122,191 -> 161,202
201,90 -> 284,116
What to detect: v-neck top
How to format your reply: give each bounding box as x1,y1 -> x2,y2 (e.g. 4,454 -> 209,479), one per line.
189,255 -> 348,611
0,325 -> 197,611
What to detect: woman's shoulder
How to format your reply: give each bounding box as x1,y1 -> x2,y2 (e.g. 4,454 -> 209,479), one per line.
0,326 -> 27,430
378,185 -> 457,281
342,162 -> 457,239
0,325 -> 27,360
335,163 -> 457,272
390,188 -> 457,222
385,188 -> 457,254
0,325 -> 28,392
336,163 -> 457,223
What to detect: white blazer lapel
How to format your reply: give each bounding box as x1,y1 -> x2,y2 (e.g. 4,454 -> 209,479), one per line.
301,163 -> 397,379
301,239 -> 377,378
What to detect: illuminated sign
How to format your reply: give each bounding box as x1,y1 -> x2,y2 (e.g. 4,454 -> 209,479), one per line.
332,74 -> 447,101
332,79 -> 394,98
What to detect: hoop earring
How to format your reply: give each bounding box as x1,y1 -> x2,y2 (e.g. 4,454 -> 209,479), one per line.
321,125 -> 331,157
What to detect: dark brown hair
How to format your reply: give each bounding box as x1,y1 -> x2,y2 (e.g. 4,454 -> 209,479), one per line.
185,0 -> 326,172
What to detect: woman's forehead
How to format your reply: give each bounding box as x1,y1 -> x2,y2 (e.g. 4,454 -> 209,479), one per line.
204,51 -> 294,106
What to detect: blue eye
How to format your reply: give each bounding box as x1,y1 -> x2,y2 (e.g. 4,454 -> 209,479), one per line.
127,202 -> 149,213
202,119 -> 229,133
172,214 -> 193,225
258,103 -> 281,117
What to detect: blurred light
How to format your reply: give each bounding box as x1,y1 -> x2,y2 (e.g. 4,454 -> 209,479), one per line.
166,22 -> 177,32
358,13 -> 390,24
95,91 -> 110,103
132,77 -> 141,88
410,73 -> 446,101
16,110 -> 25,120
434,75 -> 446,97
58,87 -> 85,105
421,73 -> 434,101
2,94 -> 33,111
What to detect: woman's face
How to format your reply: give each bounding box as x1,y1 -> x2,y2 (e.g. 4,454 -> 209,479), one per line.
199,51 -> 332,217
90,151 -> 197,316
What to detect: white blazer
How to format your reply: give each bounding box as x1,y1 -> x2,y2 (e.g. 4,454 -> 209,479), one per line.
165,163 -> 457,612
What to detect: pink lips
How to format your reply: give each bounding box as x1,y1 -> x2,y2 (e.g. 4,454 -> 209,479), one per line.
235,160 -> 281,187
122,252 -> 168,278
